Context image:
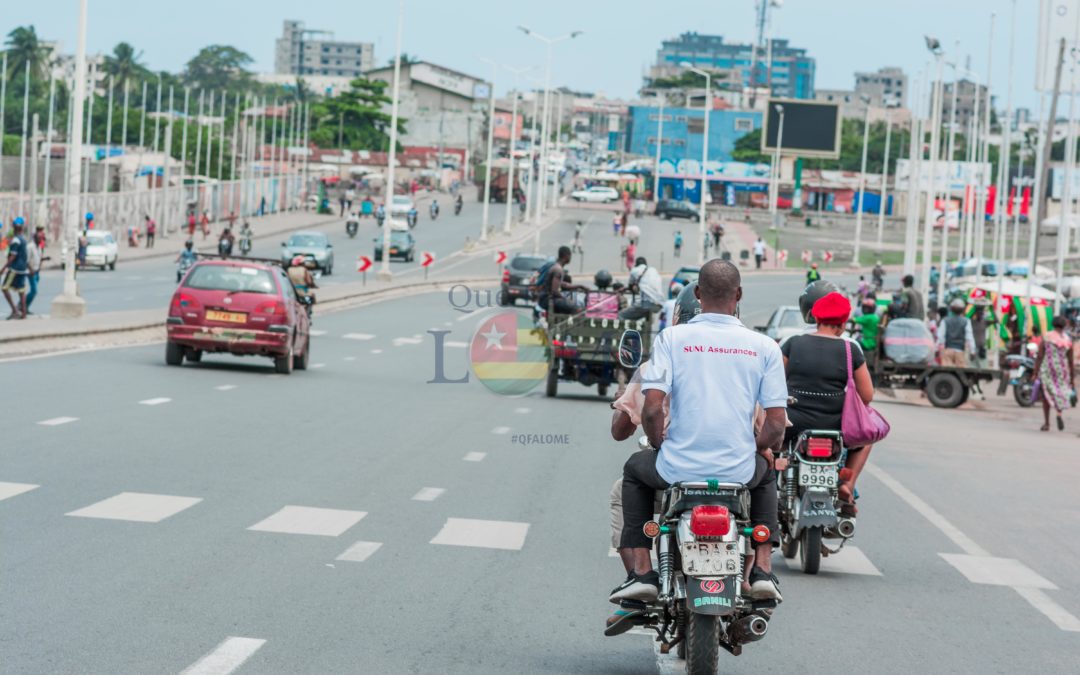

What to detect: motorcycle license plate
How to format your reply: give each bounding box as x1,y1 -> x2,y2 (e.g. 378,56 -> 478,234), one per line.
799,464 -> 838,488
1009,368 -> 1021,379
681,541 -> 740,576
206,310 -> 247,323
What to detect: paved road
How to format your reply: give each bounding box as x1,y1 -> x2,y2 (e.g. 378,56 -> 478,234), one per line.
4,264 -> 1080,673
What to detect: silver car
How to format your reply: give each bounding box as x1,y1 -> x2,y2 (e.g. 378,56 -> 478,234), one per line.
281,231 -> 334,275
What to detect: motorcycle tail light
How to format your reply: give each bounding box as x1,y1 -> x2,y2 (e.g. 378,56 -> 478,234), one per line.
806,438 -> 834,458
690,505 -> 730,537
502,268 -> 510,283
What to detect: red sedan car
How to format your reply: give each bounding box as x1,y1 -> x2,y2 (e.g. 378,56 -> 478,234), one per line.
166,259 -> 311,374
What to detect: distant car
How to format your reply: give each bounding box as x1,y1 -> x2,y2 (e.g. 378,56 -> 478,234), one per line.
656,199 -> 700,222
500,253 -> 551,305
63,230 -> 118,270
165,259 -> 311,374
390,195 -> 415,216
374,229 -> 416,262
570,186 -> 619,203
280,231 -> 334,275
758,305 -> 813,343
668,266 -> 700,298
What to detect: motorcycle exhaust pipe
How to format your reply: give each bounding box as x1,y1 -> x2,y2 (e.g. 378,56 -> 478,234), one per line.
837,518 -> 856,538
728,614 -> 768,645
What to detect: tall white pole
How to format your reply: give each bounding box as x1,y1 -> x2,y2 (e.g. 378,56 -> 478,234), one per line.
698,73 -> 711,265
527,92 -> 540,228
938,61 -> 961,304
503,91 -> 519,234
0,53 -> 7,193
995,1 -> 1017,307
268,97 -> 278,214
976,14 -> 996,282
18,61 -> 31,213
161,86 -> 173,241
920,54 -> 944,310
230,92 -> 240,213
480,62 -> 497,242
653,95 -> 665,201
903,68 -> 927,275
853,101 -> 872,265
42,70 -> 57,230
100,76 -> 113,228
538,42 -> 553,222
1056,17 -> 1080,313
52,0 -> 89,318
964,63 -> 983,260
379,0 -> 405,280
148,75 -> 161,228
876,109 -> 893,250
770,105 -> 784,230
179,88 -> 189,233
1025,92 -> 1048,297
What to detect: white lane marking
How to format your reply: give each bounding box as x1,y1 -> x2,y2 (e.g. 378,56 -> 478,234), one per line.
139,397 -> 172,406
336,541 -> 383,562
66,492 -> 202,523
180,636 -> 266,675
444,341 -> 468,348
939,554 -> 1056,589
393,336 -> 422,346
412,487 -> 446,502
0,482 -> 39,502
309,329 -> 328,336
462,452 -> 487,462
430,517 -> 530,551
344,356 -> 357,361
1013,588 -> 1080,632
343,333 -> 375,340
310,363 -> 326,369
247,506 -> 367,537
784,545 -> 881,576
370,349 -> 383,354
491,426 -> 511,435
864,464 -> 988,556
514,407 -> 530,414
443,321 -> 453,326
37,416 -> 78,426
215,385 -> 237,391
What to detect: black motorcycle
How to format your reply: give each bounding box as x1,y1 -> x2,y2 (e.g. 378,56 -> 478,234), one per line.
346,216 -> 359,238
218,239 -> 234,256
454,201 -> 462,216
1003,353 -> 1037,407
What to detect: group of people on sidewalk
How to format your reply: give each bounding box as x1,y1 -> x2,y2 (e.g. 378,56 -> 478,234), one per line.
1,218 -> 47,320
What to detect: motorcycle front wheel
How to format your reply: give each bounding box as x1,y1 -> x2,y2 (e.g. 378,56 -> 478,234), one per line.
684,608 -> 719,675
1014,375 -> 1036,408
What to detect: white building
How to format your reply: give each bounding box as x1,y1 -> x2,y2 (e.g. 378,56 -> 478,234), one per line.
274,20 -> 374,78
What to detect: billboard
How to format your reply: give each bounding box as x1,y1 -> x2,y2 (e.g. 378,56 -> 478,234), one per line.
493,112 -> 523,141
760,99 -> 841,159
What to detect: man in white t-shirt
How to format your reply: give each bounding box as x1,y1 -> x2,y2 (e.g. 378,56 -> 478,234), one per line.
609,259 -> 788,605
619,257 -> 664,321
753,237 -> 767,269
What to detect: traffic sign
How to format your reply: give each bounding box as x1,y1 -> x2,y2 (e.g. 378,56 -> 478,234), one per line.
421,252 -> 435,267
495,250 -> 507,265
356,255 -> 373,273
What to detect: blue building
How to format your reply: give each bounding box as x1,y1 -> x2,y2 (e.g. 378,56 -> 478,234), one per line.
626,106 -> 764,203
648,32 -> 815,100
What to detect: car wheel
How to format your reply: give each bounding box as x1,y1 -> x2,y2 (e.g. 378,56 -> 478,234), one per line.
275,345 -> 294,375
663,213 -> 671,220
293,337 -> 310,371
165,341 -> 184,366
693,214 -> 701,222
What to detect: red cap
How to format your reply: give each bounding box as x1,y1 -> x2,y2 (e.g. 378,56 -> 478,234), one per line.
811,292 -> 851,324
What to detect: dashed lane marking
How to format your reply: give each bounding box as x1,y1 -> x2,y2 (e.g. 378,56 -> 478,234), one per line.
430,518 -> 530,551
491,426 -> 511,435
939,554 -> 1055,589
66,492 -> 202,523
138,397 -> 171,406
783,545 -> 881,576
247,506 -> 367,537
370,349 -> 383,354
1013,588 -> 1080,632
344,356 -> 356,361
0,482 -> 39,502
180,636 -> 266,675
310,363 -> 326,369
412,487 -> 446,502
309,329 -> 327,336
393,336 -> 422,346
463,452 -> 487,462
514,407 -> 530,414
215,385 -> 237,391
343,333 -> 375,340
336,541 -> 383,562
37,417 -> 78,426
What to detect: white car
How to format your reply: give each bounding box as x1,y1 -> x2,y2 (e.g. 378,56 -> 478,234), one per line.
757,305 -> 813,344
63,230 -> 118,270
390,195 -> 415,216
570,186 -> 619,203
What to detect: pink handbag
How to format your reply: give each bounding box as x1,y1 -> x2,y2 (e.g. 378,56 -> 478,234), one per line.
841,341 -> 890,447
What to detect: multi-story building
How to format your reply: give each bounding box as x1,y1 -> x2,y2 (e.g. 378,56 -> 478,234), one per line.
854,67 -> 907,108
274,20 -> 374,78
940,79 -> 989,132
647,32 -> 815,100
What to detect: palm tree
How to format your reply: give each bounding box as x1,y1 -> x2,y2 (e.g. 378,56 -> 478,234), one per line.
5,25 -> 51,80
103,42 -> 149,92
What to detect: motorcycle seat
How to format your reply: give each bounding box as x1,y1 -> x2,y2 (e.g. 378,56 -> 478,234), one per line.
662,482 -> 749,521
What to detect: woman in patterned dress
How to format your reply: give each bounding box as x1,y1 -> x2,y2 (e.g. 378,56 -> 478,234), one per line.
1034,316 -> 1076,431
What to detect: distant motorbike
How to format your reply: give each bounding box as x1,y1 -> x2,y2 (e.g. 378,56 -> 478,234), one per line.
376,210 -> 386,228
1004,353 -> 1037,407
454,200 -> 463,216
407,208 -> 418,228
778,429 -> 854,575
346,213 -> 360,238
430,203 -> 440,221
176,257 -> 195,283
218,239 -> 234,256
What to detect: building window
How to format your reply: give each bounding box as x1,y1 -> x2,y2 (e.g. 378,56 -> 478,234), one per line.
675,115 -> 688,123
734,118 -> 753,132
648,113 -> 673,122
687,117 -> 705,134
673,139 -> 686,147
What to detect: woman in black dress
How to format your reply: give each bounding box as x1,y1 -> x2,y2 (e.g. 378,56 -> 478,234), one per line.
781,291 -> 875,514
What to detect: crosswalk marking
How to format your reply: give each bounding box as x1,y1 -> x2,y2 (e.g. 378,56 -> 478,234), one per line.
783,545 -> 882,576
336,541 -> 384,562
139,397 -> 171,406
343,333 -> 375,341
247,505 -> 367,537
66,492 -> 202,523
180,636 -> 266,675
37,417 -> 78,426
430,518 -> 530,551
0,482 -> 39,502
462,452 -> 487,462
412,487 -> 445,502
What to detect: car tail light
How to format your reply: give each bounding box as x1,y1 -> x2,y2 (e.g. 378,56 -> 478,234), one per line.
170,292 -> 200,315
255,300 -> 287,321
551,339 -> 578,359
806,438 -> 834,458
690,505 -> 730,538
502,267 -> 510,283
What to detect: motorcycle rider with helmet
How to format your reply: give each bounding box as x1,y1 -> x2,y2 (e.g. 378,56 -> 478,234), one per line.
175,240 -> 197,282
454,194 -> 463,215
218,228 -> 236,256
430,199 -> 440,220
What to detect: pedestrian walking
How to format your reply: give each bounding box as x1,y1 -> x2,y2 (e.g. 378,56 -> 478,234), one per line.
200,212 -> 211,239
572,222 -> 584,254
1,219 -> 30,320
806,263 -> 821,283
711,223 -> 723,249
612,214 -> 621,236
259,196 -> 266,216
872,261 -> 885,290
625,240 -> 637,272
673,231 -> 683,258
753,237 -> 766,269
227,211 -> 238,230
24,230 -> 42,314
188,212 -> 197,238
145,215 -> 157,248
1033,317 -> 1076,432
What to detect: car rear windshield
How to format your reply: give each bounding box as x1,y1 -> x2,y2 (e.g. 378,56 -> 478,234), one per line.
779,310 -> 807,328
390,232 -> 411,244
511,256 -> 547,271
288,234 -> 325,247
184,265 -> 278,295
675,269 -> 700,282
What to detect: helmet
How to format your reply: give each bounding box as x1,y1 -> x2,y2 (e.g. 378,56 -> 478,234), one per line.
86,212 -> 94,220
291,255 -> 306,267
13,216 -> 24,226
811,263 -> 818,269
669,280 -> 685,300
594,269 -> 613,290
798,279 -> 840,323
673,282 -> 702,326
949,298 -> 966,312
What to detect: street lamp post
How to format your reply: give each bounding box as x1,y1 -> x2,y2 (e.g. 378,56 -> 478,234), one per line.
876,106 -> 893,251
770,104 -> 785,231
479,59 -> 497,243
920,37 -> 945,311
504,90 -> 521,234
652,94 -> 665,202
853,96 -> 872,266
378,0 -> 405,281
938,54 -> 961,307
52,0 -> 89,318
683,64 -> 711,264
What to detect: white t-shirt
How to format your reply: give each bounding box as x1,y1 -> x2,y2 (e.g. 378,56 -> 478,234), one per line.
642,313 -> 788,484
629,264 -> 664,306
660,298 -> 677,329
26,242 -> 42,272
753,240 -> 766,256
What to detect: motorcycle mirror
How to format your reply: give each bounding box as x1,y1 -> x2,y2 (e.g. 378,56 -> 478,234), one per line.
618,330 -> 643,368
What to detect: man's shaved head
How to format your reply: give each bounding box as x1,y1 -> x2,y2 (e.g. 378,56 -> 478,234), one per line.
698,259 -> 741,303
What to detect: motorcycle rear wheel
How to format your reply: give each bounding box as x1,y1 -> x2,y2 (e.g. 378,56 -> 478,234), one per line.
780,529 -> 799,559
684,608 -> 720,675
1014,375 -> 1035,407
800,526 -> 822,575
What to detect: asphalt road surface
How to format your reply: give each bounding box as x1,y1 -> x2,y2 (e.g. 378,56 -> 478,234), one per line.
6,209 -> 1079,674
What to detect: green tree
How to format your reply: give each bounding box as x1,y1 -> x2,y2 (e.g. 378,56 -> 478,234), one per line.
309,77 -> 405,150
183,45 -> 254,93
103,42 -> 150,92
732,128 -> 766,163
386,53 -> 420,67
4,25 -> 51,81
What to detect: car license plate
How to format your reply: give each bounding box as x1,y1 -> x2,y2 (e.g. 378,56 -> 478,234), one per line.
389,248 -> 398,253
799,463 -> 838,488
206,310 -> 247,323
681,541 -> 740,576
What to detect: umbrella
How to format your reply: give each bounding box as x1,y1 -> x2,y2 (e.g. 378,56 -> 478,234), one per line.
973,279 -> 1059,301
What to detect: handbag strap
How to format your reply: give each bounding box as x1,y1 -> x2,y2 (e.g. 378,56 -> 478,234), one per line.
844,339 -> 856,389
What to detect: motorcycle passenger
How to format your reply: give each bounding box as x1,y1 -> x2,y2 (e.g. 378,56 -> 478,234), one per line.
287,254 -> 317,307
584,269 -> 621,319
239,221 -> 253,253
937,298 -> 976,367
782,289 -> 875,516
612,260 -> 787,606
537,246 -> 585,315
618,257 -> 664,322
